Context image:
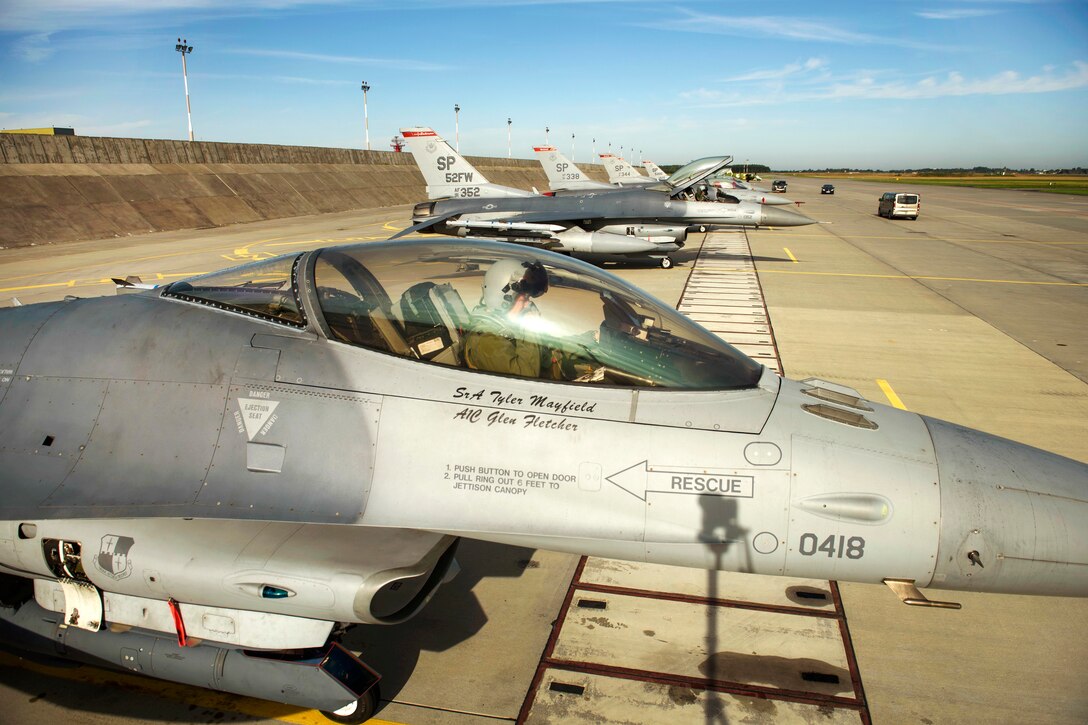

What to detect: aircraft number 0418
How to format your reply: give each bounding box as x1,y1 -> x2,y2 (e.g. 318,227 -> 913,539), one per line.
798,533 -> 866,559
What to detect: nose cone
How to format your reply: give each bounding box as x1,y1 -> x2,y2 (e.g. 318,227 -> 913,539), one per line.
759,206 -> 815,227
758,195 -> 794,206
925,416 -> 1088,596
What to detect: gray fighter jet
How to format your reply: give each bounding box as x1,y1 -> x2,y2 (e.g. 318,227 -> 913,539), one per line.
401,127 -> 813,268
1,238 -> 1085,720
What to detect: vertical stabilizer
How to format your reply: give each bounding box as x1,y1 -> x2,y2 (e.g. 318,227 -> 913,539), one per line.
600,154 -> 655,186
533,146 -> 610,191
642,160 -> 669,180
401,127 -> 533,199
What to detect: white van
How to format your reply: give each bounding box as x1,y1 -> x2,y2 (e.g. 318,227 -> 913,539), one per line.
878,192 -> 920,219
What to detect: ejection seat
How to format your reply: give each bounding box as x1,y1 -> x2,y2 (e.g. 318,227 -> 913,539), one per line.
397,282 -> 472,367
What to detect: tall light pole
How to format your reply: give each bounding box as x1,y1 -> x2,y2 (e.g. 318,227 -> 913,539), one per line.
571,133 -> 575,162
454,104 -> 460,152
175,38 -> 194,141
592,138 -> 596,159
545,126 -> 549,145
360,81 -> 371,150
507,117 -> 512,158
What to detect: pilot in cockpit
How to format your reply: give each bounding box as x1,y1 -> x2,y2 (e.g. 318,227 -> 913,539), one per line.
463,259 -> 551,378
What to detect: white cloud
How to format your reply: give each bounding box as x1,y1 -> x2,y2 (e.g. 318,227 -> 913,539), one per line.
198,72 -> 356,86
916,9 -> 1002,20
0,1 -> 340,32
829,61 -> 1088,99
720,58 -> 828,83
12,33 -> 54,62
680,61 -> 1088,107
652,10 -> 955,51
224,48 -> 452,72
0,0 -> 652,33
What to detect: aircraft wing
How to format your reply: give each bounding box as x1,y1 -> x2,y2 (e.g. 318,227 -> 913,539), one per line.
388,210 -> 462,240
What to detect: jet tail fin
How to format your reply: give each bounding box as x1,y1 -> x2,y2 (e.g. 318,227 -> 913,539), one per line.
600,154 -> 647,184
534,146 -> 595,188
642,160 -> 668,181
401,127 -> 490,199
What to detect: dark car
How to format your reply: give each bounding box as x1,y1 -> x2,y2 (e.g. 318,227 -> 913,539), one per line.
821,184 -> 835,194
771,179 -> 788,192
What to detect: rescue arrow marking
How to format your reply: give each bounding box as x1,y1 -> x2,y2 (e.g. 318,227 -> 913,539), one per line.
605,461 -> 755,502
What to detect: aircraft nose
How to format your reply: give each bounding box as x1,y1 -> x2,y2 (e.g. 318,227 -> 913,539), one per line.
925,416 -> 1088,596
759,195 -> 794,206
758,206 -> 815,226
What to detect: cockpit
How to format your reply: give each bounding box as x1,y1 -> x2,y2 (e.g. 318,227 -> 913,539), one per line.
162,240 -> 763,390
649,155 -> 733,196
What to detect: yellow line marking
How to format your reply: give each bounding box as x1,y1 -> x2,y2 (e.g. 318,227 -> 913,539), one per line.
754,269 -> 1086,286
0,650 -> 403,725
0,223 -> 399,286
784,247 -> 798,263
0,219 -> 404,295
759,233 -> 1088,245
877,379 -> 907,410
2,273 -> 204,295
383,220 -> 406,232
0,280 -> 81,293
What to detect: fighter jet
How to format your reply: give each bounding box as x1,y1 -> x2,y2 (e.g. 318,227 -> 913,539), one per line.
706,178 -> 795,206
712,174 -> 770,194
401,127 -> 814,268
1,238 -> 1084,720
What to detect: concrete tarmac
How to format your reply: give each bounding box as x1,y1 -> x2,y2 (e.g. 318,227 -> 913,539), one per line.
1,179 -> 1086,724
750,176 -> 1088,724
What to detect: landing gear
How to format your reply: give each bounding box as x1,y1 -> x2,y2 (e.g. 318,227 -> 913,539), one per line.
659,256 -> 673,269
321,685 -> 380,724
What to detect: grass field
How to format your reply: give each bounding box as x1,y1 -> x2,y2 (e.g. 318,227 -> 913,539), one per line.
792,174 -> 1088,195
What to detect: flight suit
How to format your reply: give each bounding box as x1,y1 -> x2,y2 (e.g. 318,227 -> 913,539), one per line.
463,312 -> 543,378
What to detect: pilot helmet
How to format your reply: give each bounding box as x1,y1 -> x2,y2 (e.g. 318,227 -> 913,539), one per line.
481,258 -> 549,311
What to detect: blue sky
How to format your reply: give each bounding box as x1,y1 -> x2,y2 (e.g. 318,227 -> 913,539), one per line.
1,1 -> 1086,169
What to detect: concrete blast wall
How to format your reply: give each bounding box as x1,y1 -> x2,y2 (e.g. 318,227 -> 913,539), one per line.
0,134 -> 610,248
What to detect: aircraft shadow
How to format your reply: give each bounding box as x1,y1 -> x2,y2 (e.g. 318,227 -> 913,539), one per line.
341,538 -> 536,704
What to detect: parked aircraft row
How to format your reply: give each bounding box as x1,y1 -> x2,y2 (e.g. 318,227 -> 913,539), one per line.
396,127 -> 812,268
532,145 -> 790,209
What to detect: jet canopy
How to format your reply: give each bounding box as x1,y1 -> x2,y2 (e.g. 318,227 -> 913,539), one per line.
163,240 -> 763,390
652,156 -> 734,196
